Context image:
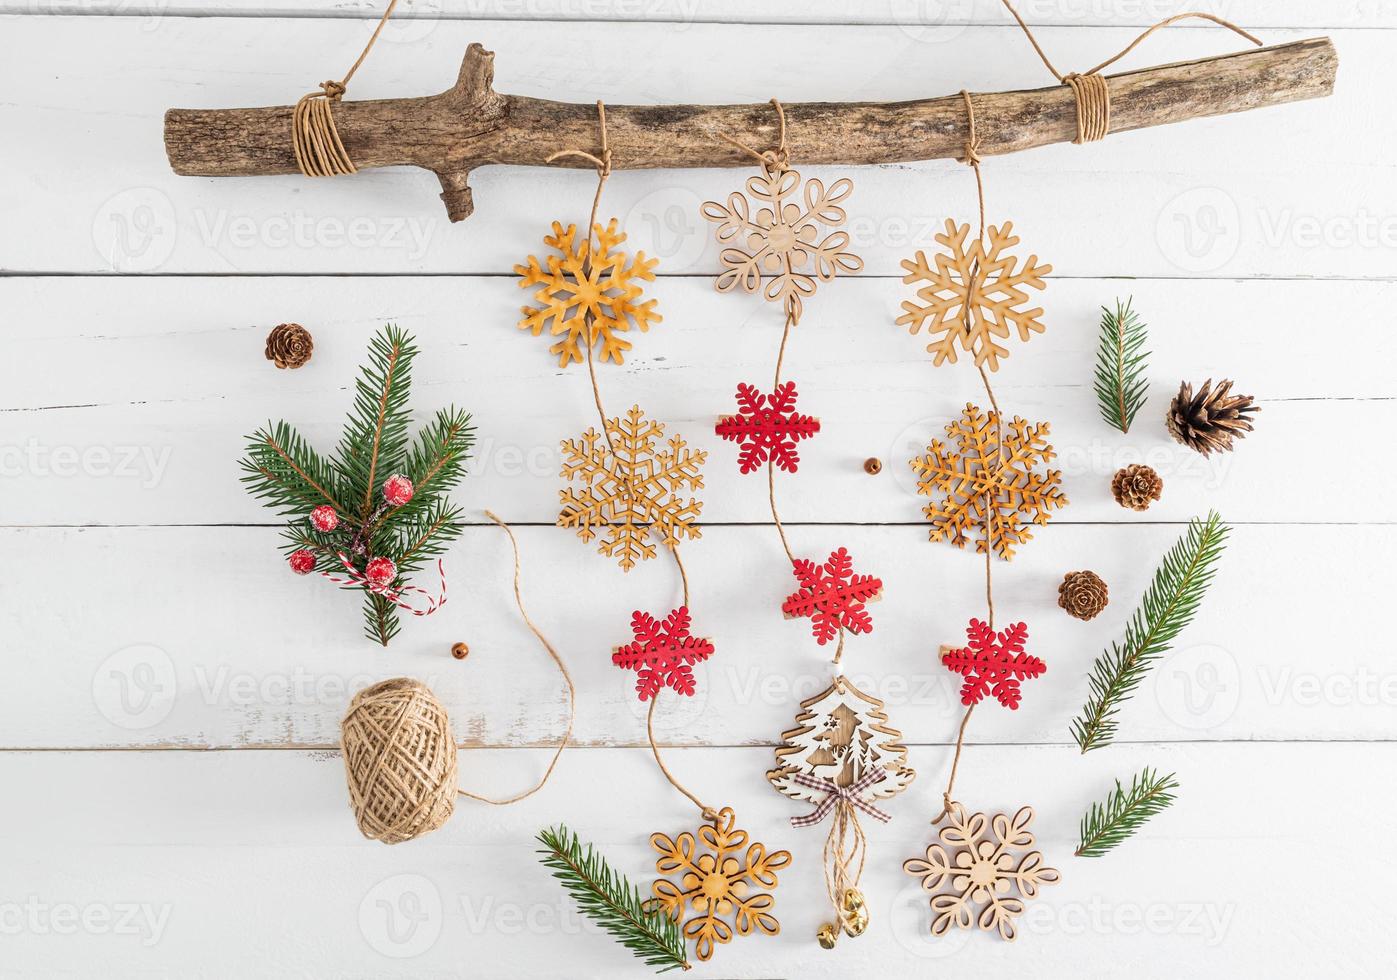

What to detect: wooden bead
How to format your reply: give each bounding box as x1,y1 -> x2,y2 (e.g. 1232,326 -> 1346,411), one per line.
863,457 -> 882,475
450,642 -> 469,660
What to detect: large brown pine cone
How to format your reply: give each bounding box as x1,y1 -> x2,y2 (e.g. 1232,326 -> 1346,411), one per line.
1058,570 -> 1109,621
1111,464 -> 1163,511
265,322 -> 314,369
1165,378 -> 1257,456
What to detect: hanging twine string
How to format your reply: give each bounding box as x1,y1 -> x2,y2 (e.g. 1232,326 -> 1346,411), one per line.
457,510 -> 576,805
553,105 -> 716,824
997,0 -> 1261,144
932,92 -> 1003,826
292,0 -> 402,176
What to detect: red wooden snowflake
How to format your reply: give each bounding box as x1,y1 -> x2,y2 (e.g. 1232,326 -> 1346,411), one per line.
612,606 -> 715,701
941,619 -> 1045,710
715,381 -> 821,474
781,547 -> 883,646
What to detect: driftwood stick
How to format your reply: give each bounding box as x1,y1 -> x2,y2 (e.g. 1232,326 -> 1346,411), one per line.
164,37 -> 1336,222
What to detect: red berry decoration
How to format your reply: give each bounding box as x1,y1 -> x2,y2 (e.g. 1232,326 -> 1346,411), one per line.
382,474 -> 415,507
288,549 -> 317,575
310,505 -> 339,533
941,619 -> 1045,710
781,547 -> 883,645
612,606 -> 715,701
715,381 -> 820,474
364,556 -> 398,587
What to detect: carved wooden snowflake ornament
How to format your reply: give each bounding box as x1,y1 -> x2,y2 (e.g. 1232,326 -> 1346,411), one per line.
702,167 -> 862,321
558,405 -> 705,570
910,403 -> 1067,561
715,381 -> 820,474
903,803 -> 1059,941
897,219 -> 1051,371
650,807 -> 792,961
612,606 -> 714,701
515,219 -> 660,367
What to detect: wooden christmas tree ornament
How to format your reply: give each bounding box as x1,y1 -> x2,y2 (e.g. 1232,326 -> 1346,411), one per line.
903,803 -> 1060,941
649,807 -> 792,962
768,675 -> 915,945
558,405 -> 706,570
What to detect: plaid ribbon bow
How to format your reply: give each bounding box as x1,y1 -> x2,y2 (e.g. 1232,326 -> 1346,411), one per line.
790,768 -> 891,828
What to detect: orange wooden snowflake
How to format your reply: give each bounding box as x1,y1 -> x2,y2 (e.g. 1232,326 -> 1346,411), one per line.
897,219 -> 1051,372
702,168 -> 862,321
515,219 -> 661,367
650,806 -> 791,961
909,403 -> 1067,561
559,405 -> 705,570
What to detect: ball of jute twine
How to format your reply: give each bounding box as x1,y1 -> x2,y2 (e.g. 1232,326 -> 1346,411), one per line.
341,677 -> 458,844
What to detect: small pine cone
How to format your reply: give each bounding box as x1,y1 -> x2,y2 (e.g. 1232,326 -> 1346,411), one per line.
265,323 -> 314,369
1058,570 -> 1108,621
1111,464 -> 1163,511
1165,378 -> 1258,456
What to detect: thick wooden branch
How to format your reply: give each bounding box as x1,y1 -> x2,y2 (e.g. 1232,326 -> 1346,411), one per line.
164,37 -> 1336,222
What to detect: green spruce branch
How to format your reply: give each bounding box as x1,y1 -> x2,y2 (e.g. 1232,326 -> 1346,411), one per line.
1072,512 -> 1228,752
239,325 -> 473,646
1076,767 -> 1179,857
1094,297 -> 1151,433
536,825 -> 689,974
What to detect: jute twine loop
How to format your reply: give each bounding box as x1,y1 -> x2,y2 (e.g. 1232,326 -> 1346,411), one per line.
998,0 -> 1261,147
339,510 -> 575,845
1064,72 -> 1110,143
721,97 -> 789,175
291,0 -> 401,177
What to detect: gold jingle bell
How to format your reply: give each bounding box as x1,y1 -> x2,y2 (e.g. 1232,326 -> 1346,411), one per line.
841,887 -> 866,913
842,905 -> 870,937
817,922 -> 839,949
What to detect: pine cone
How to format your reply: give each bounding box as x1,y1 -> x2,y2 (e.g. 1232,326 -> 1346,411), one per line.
1111,464 -> 1163,511
265,323 -> 314,369
1058,570 -> 1108,621
1165,378 -> 1258,456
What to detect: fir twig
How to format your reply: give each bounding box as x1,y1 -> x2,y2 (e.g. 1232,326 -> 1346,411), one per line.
1072,512 -> 1228,752
536,825 -> 689,974
1076,768 -> 1179,857
1094,297 -> 1151,433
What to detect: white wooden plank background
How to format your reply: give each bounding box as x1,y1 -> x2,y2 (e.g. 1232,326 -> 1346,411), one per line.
2,4 -> 1392,978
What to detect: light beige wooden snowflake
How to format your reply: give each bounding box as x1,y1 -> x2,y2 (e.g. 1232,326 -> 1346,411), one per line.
650,806 -> 791,962
897,219 -> 1051,372
702,168 -> 862,321
515,219 -> 661,367
558,405 -> 705,570
909,403 -> 1067,561
903,803 -> 1059,942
